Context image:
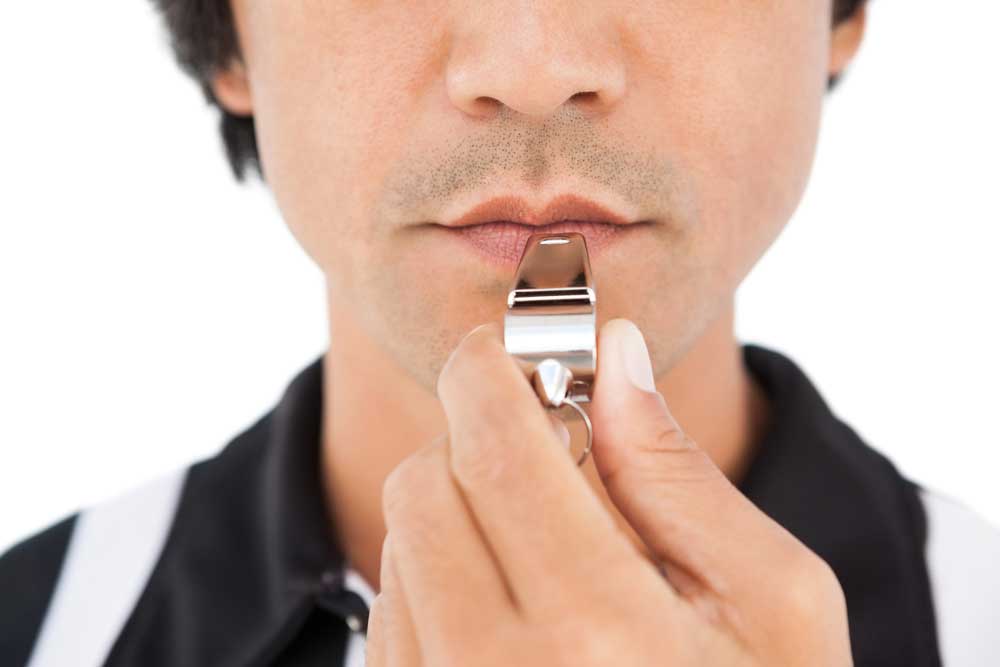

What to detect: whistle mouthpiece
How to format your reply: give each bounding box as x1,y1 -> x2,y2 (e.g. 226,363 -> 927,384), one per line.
503,232 -> 597,405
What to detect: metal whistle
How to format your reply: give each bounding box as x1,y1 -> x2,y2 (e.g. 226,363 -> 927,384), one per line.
504,232 -> 596,466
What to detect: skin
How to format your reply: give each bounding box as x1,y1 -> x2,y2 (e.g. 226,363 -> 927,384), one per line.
367,321 -> 853,665
212,0 -> 867,661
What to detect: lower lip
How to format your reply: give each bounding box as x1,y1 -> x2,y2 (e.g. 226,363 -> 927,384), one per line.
442,220 -> 642,267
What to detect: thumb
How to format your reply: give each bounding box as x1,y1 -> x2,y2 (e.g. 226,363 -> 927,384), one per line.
589,319 -> 756,583
590,318 -> 696,483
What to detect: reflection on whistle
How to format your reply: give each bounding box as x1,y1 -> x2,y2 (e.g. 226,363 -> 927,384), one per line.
503,232 -> 597,466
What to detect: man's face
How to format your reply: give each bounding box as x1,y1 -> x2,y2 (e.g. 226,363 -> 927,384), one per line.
224,0 -> 850,391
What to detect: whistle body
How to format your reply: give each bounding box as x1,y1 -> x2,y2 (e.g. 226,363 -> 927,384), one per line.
503,232 -> 596,405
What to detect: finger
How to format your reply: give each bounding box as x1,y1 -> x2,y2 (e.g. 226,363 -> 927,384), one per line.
436,323 -> 640,616
382,437 -> 517,658
589,319 -> 807,600
378,532 -> 422,666
365,594 -> 386,667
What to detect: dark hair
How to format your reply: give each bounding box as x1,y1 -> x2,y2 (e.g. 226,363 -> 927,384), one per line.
149,0 -> 868,182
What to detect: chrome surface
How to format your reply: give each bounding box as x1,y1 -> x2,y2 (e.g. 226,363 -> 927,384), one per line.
504,232 -> 596,466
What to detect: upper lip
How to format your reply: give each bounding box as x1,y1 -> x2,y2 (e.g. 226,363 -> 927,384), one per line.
443,194 -> 635,228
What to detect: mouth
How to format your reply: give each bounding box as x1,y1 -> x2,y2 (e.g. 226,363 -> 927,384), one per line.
436,194 -> 648,267
446,220 -> 643,265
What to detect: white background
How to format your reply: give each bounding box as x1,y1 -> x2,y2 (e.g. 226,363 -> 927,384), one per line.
1,0 -> 998,553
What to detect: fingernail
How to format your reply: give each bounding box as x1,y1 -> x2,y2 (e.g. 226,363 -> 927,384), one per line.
617,320 -> 657,393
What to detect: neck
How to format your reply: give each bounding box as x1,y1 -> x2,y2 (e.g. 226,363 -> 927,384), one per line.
319,292 -> 770,593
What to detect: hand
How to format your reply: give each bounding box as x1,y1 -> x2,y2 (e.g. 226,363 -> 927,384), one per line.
364,319 -> 852,666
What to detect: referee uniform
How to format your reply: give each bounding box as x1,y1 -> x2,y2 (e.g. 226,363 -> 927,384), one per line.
2,344 -> 999,665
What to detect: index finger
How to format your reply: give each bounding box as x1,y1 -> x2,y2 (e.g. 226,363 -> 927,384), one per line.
436,322 -> 639,617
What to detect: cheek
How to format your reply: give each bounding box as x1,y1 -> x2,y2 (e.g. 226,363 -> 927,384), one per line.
240,2 -> 442,288
635,1 -> 831,284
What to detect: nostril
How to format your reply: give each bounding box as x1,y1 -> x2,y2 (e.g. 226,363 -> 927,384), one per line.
569,90 -> 606,115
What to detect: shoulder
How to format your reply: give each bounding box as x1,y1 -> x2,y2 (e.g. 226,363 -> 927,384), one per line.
0,512 -> 79,665
912,487 -> 1000,664
916,486 -> 1000,665
0,467 -> 189,667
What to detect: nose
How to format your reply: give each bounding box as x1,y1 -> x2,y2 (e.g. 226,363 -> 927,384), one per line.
445,2 -> 627,120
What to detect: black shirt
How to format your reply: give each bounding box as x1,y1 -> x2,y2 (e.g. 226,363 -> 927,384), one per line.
0,344 -> 946,665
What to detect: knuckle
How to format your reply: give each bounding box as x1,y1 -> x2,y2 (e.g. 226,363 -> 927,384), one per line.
647,424 -> 696,454
633,426 -> 722,485
548,613 -> 622,663
381,455 -> 425,522
780,550 -> 846,616
447,417 -> 529,493
454,394 -> 517,446
382,444 -> 458,556
450,430 -> 521,489
383,445 -> 451,520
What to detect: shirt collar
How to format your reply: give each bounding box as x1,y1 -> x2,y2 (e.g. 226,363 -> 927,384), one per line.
134,354 -> 351,664
263,357 -> 375,606
258,353 -> 345,599
740,344 -> 941,666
